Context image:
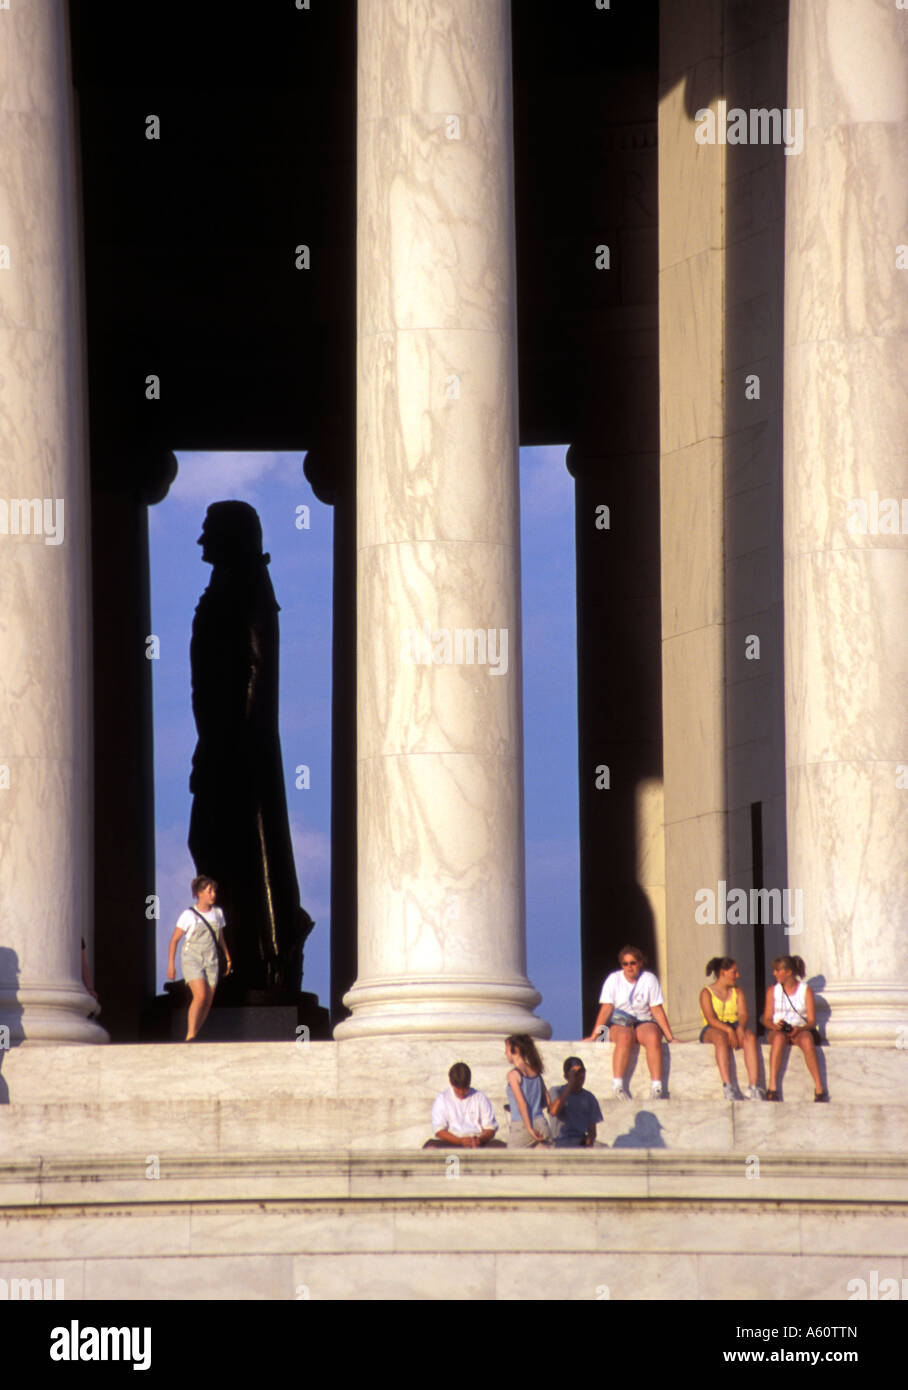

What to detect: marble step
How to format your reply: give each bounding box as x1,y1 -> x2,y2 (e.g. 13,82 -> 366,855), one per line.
2,1146 -> 907,1206
1,1037 -> 905,1106
2,1149 -> 906,1302
2,1040 -> 905,1162
0,1092 -> 905,1156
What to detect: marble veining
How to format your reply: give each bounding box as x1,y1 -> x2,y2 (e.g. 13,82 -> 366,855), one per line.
342,1 -> 545,1038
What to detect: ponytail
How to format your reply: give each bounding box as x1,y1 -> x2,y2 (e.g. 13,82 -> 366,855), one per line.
705,956 -> 736,978
505,1034 -> 544,1075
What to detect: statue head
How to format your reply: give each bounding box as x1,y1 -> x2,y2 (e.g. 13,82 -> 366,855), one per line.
197,501 -> 266,566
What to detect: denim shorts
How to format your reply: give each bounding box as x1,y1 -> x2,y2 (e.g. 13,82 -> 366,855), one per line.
609,1010 -> 645,1029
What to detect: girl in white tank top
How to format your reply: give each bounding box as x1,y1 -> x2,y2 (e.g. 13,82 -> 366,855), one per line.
772,977 -> 809,1028
762,955 -> 827,1102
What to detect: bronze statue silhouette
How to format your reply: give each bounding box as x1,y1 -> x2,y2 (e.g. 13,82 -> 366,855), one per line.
188,501 -> 313,997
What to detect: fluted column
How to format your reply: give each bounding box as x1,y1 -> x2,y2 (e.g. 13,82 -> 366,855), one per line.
337,0 -> 547,1038
783,0 -> 908,1042
0,3 -> 106,1043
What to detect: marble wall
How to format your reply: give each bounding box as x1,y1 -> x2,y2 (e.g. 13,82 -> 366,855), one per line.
658,0 -> 730,1034
658,1 -> 807,1035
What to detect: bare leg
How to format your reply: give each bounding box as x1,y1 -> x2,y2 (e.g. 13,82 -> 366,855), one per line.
186,979 -> 213,1040
704,1026 -> 731,1083
636,1022 -> 663,1081
794,1031 -> 823,1090
609,1024 -> 634,1082
768,1030 -> 787,1089
198,980 -> 215,1030
740,1029 -> 760,1086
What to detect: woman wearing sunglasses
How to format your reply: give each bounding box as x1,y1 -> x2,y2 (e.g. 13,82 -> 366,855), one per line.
585,945 -> 681,1100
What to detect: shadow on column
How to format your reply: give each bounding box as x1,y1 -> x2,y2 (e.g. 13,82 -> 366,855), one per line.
92,445 -> 176,1041
305,431 -> 357,1028
569,442 -> 663,1033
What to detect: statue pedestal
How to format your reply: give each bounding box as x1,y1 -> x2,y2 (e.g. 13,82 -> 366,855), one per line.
141,984 -> 330,1043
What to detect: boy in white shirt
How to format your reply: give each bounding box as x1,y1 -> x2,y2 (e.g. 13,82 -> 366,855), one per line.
423,1063 -> 501,1148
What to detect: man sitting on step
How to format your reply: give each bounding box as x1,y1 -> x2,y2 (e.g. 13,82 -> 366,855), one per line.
423,1062 -> 504,1148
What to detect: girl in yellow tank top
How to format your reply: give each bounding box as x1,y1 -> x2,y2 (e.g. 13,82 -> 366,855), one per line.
700,985 -> 738,1028
699,957 -> 763,1101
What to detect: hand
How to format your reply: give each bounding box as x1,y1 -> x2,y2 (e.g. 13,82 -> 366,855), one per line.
462,1135 -> 480,1149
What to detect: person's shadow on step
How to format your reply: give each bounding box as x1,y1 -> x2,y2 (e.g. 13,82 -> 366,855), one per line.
611,1111 -> 666,1149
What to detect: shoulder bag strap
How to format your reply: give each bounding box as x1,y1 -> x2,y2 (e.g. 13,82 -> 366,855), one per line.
786,983 -> 811,1026
189,906 -> 221,955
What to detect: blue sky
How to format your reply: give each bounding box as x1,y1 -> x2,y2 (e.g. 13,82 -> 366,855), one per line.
149,445 -> 580,1036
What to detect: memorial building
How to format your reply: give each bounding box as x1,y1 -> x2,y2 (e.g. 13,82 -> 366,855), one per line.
0,0 -> 905,1300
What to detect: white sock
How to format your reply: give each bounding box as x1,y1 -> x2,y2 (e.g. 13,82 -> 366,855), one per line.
651,1080 -> 662,1093
612,1078 -> 625,1091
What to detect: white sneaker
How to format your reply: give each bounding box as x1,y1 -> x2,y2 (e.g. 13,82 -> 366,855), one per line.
748,1085 -> 766,1101
650,1081 -> 664,1099
723,1082 -> 742,1101
612,1082 -> 630,1100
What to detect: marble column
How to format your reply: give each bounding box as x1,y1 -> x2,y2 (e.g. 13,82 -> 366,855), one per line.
337,0 -> 548,1038
783,0 -> 908,1042
0,3 -> 106,1043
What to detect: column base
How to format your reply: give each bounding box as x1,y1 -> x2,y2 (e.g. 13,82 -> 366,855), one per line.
817,984 -> 908,1048
0,985 -> 109,1045
334,976 -> 550,1040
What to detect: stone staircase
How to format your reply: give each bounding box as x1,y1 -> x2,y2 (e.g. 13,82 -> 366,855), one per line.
0,1039 -> 905,1299
0,1037 -> 903,1154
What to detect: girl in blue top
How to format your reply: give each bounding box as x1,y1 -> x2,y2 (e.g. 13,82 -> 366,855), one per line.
505,1035 -> 551,1147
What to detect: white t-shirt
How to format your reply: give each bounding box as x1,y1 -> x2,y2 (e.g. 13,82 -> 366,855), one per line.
431,1086 -> 498,1138
773,980 -> 809,1027
176,906 -> 225,952
599,969 -> 664,1023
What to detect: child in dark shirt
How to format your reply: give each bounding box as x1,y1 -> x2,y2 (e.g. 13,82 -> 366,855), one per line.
548,1056 -> 604,1147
